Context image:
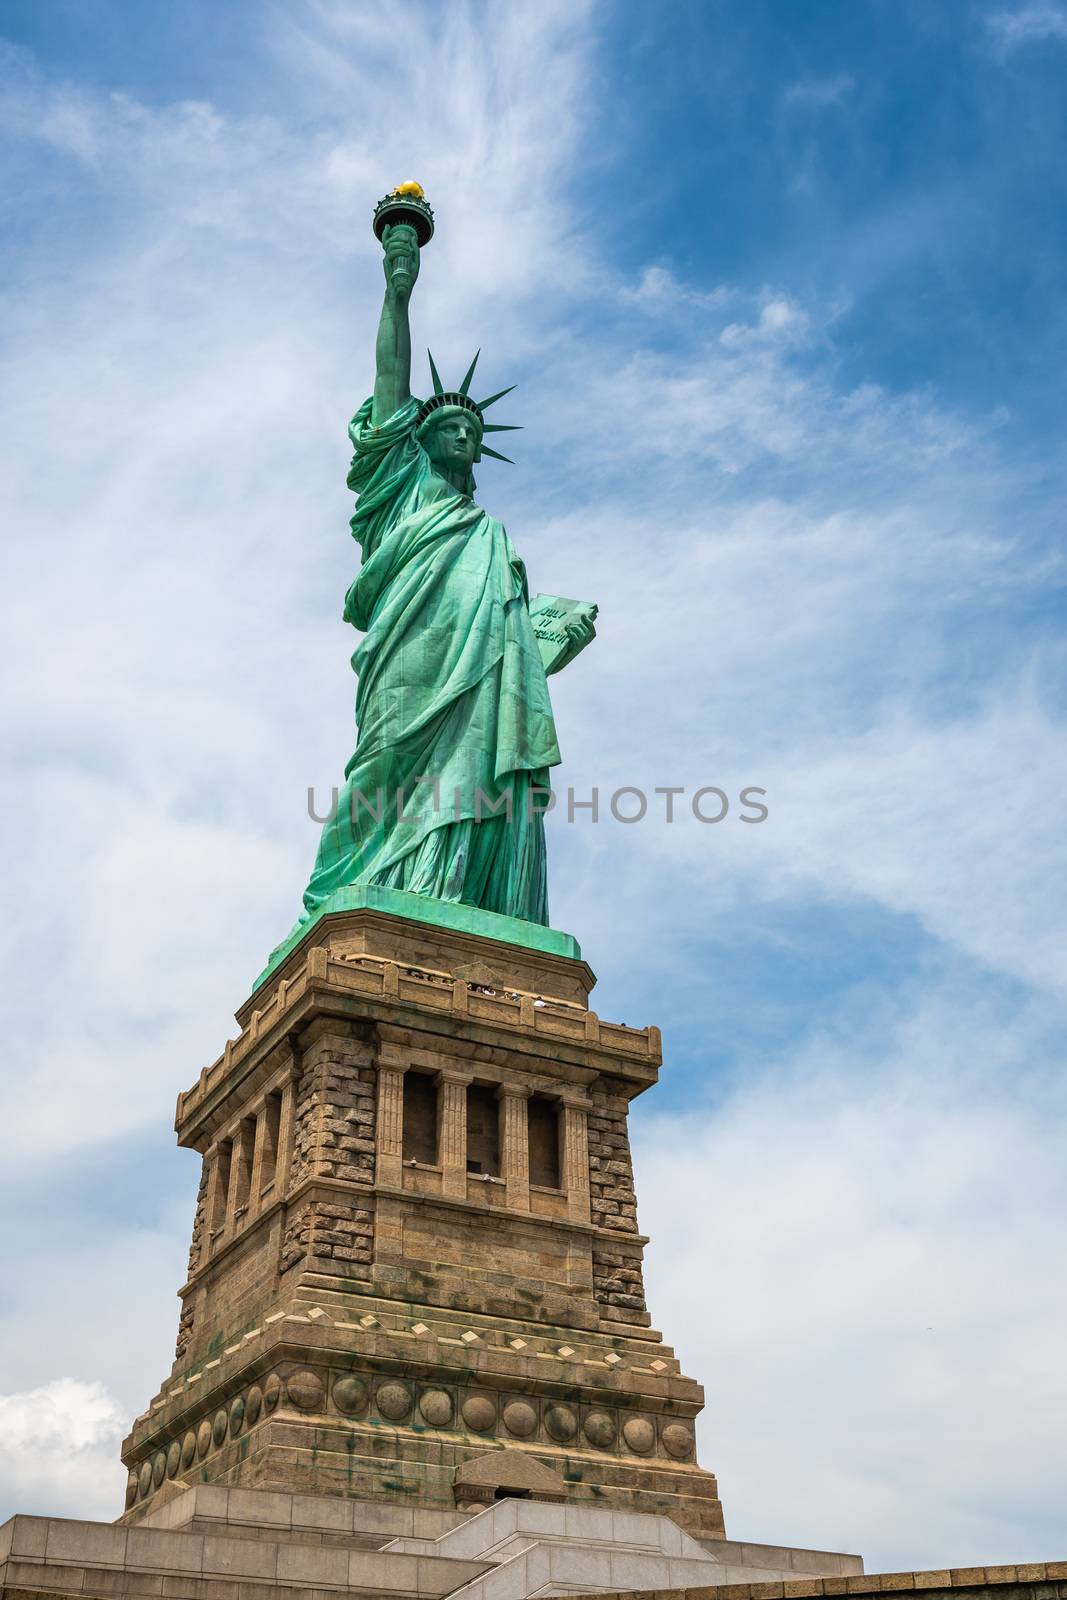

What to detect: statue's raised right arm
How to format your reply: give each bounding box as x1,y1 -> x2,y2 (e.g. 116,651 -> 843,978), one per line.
372,223 -> 419,425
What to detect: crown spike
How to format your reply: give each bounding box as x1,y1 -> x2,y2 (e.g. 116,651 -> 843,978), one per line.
479,444 -> 514,464
427,350 -> 444,397
458,350 -> 480,396
477,385 -> 516,411
482,423 -> 522,433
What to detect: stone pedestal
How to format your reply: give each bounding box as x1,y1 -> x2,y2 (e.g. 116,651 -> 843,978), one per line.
120,895 -> 724,1536
0,1487 -> 865,1600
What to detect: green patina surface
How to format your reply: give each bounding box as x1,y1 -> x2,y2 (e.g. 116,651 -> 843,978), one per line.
256,884 -> 581,990
260,188 -> 594,985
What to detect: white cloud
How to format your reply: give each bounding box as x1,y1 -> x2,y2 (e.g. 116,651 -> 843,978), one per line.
540,473 -> 1067,991
619,265 -> 737,315
533,275 -> 976,484
0,1380 -> 128,1519
636,979 -> 1067,1570
783,73 -> 856,109
526,297 -> 1065,995
720,294 -> 812,348
753,695 -> 1067,989
988,3 -> 1067,50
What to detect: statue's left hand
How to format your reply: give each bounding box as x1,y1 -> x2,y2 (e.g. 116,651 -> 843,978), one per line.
548,613 -> 597,674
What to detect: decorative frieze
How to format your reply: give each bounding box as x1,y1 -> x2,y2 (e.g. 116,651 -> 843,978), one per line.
125,1356 -> 693,1511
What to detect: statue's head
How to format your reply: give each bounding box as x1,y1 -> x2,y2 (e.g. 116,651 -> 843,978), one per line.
415,351 -> 520,482
418,404 -> 483,475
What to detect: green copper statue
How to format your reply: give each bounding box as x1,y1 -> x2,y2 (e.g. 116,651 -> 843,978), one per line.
274,185 -> 596,963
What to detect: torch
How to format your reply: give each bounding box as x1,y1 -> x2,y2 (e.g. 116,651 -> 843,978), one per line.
372,181 -> 434,294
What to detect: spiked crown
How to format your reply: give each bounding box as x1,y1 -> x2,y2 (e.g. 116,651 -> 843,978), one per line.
415,350 -> 521,463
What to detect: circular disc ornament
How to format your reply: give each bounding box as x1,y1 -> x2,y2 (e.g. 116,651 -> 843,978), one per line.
662,1422 -> 694,1459
461,1395 -> 496,1432
419,1389 -> 453,1427
622,1416 -> 655,1454
333,1376 -> 369,1416
376,1382 -> 413,1421
583,1410 -> 617,1448
285,1370 -> 325,1412
544,1403 -> 578,1442
502,1399 -> 538,1438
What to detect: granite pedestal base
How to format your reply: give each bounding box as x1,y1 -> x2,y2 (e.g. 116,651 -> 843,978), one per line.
1,1487 -> 863,1600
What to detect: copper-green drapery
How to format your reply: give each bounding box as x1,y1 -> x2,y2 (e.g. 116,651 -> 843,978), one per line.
273,396 -> 562,963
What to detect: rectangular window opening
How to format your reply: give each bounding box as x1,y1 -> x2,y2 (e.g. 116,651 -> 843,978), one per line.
528,1095 -> 562,1189
466,1083 -> 501,1178
403,1071 -> 439,1165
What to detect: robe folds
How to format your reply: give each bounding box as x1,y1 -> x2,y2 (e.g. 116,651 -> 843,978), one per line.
295,396 -> 562,931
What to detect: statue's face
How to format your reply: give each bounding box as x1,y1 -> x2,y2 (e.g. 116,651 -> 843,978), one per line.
424,412 -> 480,473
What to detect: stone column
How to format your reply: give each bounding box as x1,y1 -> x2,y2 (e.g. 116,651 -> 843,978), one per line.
437,1070 -> 471,1200
226,1119 -> 254,1225
562,1097 -> 591,1224
376,1064 -> 406,1190
275,1065 -> 299,1196
499,1085 -> 531,1211
203,1144 -> 226,1259
248,1102 -> 268,1216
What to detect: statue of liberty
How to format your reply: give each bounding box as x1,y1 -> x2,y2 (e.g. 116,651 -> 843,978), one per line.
269,187 -> 596,971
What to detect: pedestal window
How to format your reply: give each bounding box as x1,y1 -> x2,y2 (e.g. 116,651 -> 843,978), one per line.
466,1082 -> 501,1176
402,1070 -> 439,1164
528,1095 -> 561,1189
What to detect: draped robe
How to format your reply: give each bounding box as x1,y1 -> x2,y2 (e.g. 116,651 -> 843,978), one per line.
293,396 -> 562,936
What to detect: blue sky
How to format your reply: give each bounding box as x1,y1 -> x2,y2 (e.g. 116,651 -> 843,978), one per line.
1,0 -> 1066,1573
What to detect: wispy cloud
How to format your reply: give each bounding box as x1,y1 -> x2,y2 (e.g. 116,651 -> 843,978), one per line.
719,293 -> 812,348
638,974 -> 1067,1569
783,72 -> 856,109
619,264 -> 736,315
987,2 -> 1067,50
